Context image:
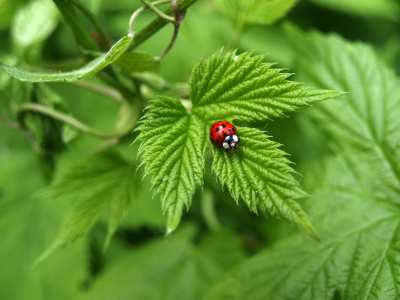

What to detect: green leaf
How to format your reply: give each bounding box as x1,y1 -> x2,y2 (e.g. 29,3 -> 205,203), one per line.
136,49 -> 343,235
136,97 -> 206,232
86,228 -> 245,300
114,52 -> 161,73
190,50 -> 343,122
0,36 -> 131,82
205,148 -> 400,299
216,0 -> 300,26
212,127 -> 318,239
285,23 -> 400,190
11,0 -> 59,49
0,149 -> 86,300
38,151 -> 143,261
308,0 -> 400,21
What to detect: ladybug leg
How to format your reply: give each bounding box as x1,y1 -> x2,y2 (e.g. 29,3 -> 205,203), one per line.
226,148 -> 229,153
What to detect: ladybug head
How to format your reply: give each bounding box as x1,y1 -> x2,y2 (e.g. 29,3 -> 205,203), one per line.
222,135 -> 239,151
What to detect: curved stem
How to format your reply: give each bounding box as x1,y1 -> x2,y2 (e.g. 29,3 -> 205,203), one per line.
226,24 -> 245,51
17,103 -> 123,139
201,189 -> 220,231
128,0 -> 198,51
159,0 -> 183,59
129,0 -> 171,38
71,80 -> 124,103
141,0 -> 175,22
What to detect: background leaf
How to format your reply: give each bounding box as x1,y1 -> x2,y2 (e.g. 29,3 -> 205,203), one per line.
285,23 -> 400,192
86,227 -> 245,300
204,151 -> 400,300
0,142 -> 86,300
307,0 -> 400,21
11,0 -> 59,49
216,0 -> 300,26
39,151 -> 143,260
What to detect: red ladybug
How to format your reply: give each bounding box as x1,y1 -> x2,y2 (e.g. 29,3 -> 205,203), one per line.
210,121 -> 240,153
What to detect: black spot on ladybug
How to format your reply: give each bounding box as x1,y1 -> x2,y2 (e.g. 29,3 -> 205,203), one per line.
221,124 -> 226,128
215,128 -> 220,132
228,128 -> 232,132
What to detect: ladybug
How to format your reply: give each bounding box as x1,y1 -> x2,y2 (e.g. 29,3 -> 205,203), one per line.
210,121 -> 240,154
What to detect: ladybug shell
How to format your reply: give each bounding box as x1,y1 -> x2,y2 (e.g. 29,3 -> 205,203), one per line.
209,121 -> 238,147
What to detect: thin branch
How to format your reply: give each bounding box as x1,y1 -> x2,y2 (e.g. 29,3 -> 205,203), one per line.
71,80 -> 124,103
128,0 -> 198,51
160,0 -> 183,59
129,0 -> 171,38
140,0 -> 175,22
17,103 -> 124,139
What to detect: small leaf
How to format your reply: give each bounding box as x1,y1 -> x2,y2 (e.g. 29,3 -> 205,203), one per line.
86,228 -> 245,300
136,96 -> 206,232
190,50 -> 343,122
12,0 -> 59,49
0,36 -> 131,82
0,149 -> 86,300
114,52 -> 160,73
216,0 -> 300,26
212,127 -> 318,239
37,151 -> 142,262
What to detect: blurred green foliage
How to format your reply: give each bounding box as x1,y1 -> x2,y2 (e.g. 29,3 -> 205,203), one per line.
1,0 -> 400,299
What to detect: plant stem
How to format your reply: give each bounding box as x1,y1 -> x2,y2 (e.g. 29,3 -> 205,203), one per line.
129,0 -> 171,38
17,103 -> 123,139
128,0 -> 198,51
71,80 -> 124,103
140,0 -> 175,23
160,0 -> 183,59
201,188 -> 220,231
226,24 -> 245,51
